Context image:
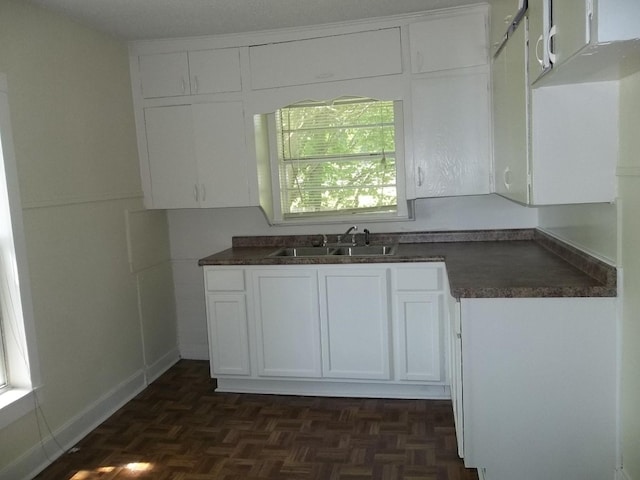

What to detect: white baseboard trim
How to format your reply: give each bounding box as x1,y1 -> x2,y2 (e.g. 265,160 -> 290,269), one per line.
1,369 -> 146,480
616,468 -> 633,480
145,347 -> 181,384
216,378 -> 451,400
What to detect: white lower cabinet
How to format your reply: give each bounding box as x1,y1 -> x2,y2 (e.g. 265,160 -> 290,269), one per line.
251,269 -> 322,378
204,268 -> 251,376
458,297 -> 617,480
392,265 -> 445,382
203,263 -> 448,398
318,268 -> 391,380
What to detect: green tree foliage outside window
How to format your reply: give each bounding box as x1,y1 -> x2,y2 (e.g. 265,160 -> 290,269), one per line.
276,97 -> 397,218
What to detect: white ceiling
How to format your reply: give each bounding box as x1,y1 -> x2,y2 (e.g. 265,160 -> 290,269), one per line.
27,0 -> 486,41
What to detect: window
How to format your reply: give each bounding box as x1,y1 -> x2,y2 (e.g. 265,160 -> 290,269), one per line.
257,97 -> 407,223
0,74 -> 40,428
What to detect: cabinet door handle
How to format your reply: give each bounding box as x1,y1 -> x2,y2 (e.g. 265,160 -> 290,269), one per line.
503,167 -> 512,189
535,34 -> 544,66
193,75 -> 199,94
417,166 -> 424,187
547,25 -> 557,64
181,77 -> 187,94
201,184 -> 206,202
416,52 -> 423,73
194,184 -> 199,202
315,72 -> 334,80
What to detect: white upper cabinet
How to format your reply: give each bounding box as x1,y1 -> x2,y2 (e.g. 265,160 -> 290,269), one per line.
492,20 -> 529,204
528,0 -> 640,84
529,80 -> 618,205
144,102 -> 252,208
138,48 -> 242,98
409,11 -> 488,73
248,28 -> 402,90
412,70 -> 492,198
139,52 -> 190,98
188,49 -> 242,95
144,105 -> 199,207
492,17 -> 619,206
527,0 -> 552,84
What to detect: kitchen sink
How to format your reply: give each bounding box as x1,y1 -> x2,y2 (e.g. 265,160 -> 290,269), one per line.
269,247 -> 337,257
269,245 -> 398,257
333,245 -> 398,256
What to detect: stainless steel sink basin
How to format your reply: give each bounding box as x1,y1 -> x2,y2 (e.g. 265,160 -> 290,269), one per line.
333,245 -> 398,256
269,247 -> 336,257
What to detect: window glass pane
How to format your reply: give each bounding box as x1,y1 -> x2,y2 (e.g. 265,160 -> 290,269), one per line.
276,98 -> 397,218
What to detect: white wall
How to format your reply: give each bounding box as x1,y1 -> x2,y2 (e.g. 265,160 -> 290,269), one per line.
537,202 -> 618,264
0,1 -> 177,477
618,69 -> 640,480
170,194 -> 539,358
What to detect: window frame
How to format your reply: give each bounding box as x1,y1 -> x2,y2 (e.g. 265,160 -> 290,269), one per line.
265,99 -> 408,225
0,73 -> 41,428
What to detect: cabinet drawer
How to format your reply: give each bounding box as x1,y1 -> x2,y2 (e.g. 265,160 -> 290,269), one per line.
249,28 -> 402,90
395,266 -> 442,291
205,269 -> 245,291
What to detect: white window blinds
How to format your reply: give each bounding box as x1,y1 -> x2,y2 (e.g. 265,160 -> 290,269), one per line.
275,97 -> 397,219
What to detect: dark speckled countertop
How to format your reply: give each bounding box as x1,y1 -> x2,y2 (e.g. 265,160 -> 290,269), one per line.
198,229 -> 616,298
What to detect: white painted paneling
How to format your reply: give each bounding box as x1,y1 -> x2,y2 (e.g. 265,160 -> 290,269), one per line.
125,209 -> 171,272
137,262 -> 179,369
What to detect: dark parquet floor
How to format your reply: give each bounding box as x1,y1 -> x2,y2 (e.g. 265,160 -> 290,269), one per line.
34,360 -> 478,480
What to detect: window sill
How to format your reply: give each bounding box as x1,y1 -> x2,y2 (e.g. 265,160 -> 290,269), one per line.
0,388 -> 35,430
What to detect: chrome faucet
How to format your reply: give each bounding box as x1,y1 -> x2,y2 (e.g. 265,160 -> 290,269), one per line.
341,225 -> 358,245
344,225 -> 358,237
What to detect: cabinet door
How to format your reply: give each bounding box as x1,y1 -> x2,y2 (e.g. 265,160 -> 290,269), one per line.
460,297 -> 616,480
249,28 -> 402,89
188,48 -> 242,95
550,0 -> 590,65
527,0 -> 552,84
394,293 -> 442,382
412,71 -> 491,197
139,52 -> 189,98
144,105 -> 199,208
409,11 -> 487,74
192,102 -> 251,207
447,295 -> 464,458
206,293 -> 251,376
319,268 -> 390,380
492,20 -> 529,204
252,269 -> 322,378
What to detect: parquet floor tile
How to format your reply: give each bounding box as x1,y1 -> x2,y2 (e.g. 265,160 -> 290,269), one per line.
34,360 -> 478,480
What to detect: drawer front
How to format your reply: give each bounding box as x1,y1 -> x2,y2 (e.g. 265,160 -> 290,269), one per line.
395,266 -> 442,291
205,268 -> 245,291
